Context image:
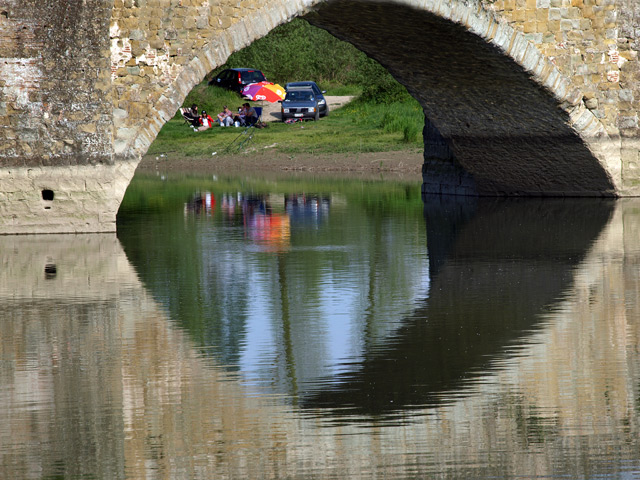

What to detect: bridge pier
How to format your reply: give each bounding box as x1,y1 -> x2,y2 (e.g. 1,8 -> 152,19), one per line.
0,161 -> 137,234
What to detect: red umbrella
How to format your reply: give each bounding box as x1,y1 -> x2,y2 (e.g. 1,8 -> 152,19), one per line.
241,82 -> 286,102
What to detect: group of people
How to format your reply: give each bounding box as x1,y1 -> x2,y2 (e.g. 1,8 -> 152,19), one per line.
218,103 -> 259,127
182,103 -> 258,132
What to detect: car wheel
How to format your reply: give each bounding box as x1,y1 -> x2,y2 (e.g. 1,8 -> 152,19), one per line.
323,107 -> 329,117
314,109 -> 320,121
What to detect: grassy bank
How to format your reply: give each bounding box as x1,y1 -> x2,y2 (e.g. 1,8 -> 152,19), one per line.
147,18 -> 424,159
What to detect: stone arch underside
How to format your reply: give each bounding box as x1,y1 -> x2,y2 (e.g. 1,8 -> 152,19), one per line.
303,0 -> 618,196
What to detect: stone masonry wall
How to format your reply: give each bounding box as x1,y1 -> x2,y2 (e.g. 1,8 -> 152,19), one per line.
0,0 -> 114,168
1,0 -> 638,177
2,0 -> 640,234
484,0 -> 640,189
108,0 -> 301,159
0,0 -> 304,169
308,0 -> 622,195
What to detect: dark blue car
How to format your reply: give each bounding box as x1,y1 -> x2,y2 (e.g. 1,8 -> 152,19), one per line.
280,87 -> 321,121
285,81 -> 328,117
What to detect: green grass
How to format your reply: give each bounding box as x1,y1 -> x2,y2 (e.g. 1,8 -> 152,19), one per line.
148,84 -> 424,157
182,83 -> 242,117
325,85 -> 362,96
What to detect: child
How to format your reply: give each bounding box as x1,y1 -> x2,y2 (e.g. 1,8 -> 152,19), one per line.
196,110 -> 214,131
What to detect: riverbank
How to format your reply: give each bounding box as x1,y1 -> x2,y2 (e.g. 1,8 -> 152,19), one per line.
137,149 -> 425,181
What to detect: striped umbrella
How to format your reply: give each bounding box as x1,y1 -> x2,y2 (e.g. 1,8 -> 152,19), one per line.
241,82 -> 286,103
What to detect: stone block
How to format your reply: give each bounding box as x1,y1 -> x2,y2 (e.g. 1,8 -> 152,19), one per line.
549,7 -> 563,19
585,97 -> 599,108
619,115 -> 638,129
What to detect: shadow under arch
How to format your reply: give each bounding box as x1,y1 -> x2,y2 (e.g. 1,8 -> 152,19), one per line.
304,0 -> 617,196
299,196 -> 615,420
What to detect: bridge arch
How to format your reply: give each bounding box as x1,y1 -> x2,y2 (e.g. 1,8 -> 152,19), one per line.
116,0 -> 619,198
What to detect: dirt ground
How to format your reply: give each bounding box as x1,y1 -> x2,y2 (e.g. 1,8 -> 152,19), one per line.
137,149 -> 425,181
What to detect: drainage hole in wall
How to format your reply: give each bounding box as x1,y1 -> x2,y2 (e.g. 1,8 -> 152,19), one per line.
44,263 -> 57,280
42,189 -> 54,208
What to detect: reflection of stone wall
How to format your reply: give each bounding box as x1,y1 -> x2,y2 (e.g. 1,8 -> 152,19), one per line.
443,198 -> 640,477
0,234 -> 134,298
0,234 -> 135,479
125,198 -> 638,478
2,204 -> 640,477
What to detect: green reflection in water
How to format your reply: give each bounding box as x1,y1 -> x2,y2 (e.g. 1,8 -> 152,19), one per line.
119,173 -> 424,216
117,173 -> 426,378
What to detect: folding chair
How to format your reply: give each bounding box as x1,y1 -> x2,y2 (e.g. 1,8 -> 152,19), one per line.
253,106 -> 263,123
179,108 -> 190,124
180,107 -> 198,127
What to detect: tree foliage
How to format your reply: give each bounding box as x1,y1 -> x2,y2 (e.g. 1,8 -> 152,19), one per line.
213,19 -> 411,104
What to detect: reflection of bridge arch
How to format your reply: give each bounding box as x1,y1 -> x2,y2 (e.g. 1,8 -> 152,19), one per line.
302,197 -> 617,416
3,200 -> 640,477
2,0 -> 640,233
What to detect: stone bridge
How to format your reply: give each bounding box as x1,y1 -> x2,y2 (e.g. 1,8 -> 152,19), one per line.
1,0 -> 639,233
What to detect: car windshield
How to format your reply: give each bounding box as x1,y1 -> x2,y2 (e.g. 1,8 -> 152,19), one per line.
241,71 -> 266,83
289,83 -> 320,94
285,90 -> 314,102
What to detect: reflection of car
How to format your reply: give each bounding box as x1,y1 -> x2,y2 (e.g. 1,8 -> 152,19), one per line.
285,81 -> 328,116
280,87 -> 320,121
185,191 -> 215,216
285,194 -> 330,227
209,68 -> 268,92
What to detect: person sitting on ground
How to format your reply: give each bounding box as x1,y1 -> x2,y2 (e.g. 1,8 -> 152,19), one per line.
196,110 -> 214,131
234,106 -> 245,126
217,106 -> 234,127
183,104 -> 200,127
241,103 -> 258,126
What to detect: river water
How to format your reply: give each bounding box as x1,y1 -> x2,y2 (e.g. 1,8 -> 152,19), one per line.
2,171 -> 640,479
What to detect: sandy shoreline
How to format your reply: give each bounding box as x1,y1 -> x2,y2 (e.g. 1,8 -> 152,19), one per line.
137,149 -> 425,181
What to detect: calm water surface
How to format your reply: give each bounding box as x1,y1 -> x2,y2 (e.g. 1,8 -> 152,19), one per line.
2,171 -> 640,479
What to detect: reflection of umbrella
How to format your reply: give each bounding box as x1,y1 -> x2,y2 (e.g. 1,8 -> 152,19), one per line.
247,213 -> 290,252
241,82 -> 286,102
